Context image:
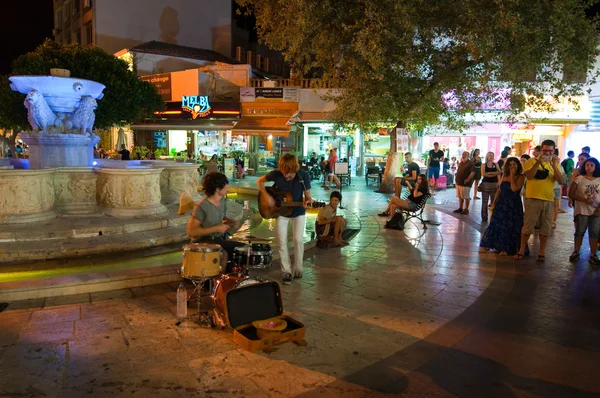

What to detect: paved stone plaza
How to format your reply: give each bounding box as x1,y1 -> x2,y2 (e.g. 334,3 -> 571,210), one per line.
0,182 -> 599,397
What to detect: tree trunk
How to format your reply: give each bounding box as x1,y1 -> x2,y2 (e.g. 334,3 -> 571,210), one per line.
376,121 -> 405,193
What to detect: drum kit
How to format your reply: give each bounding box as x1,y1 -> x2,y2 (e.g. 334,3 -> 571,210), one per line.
179,237 -> 273,328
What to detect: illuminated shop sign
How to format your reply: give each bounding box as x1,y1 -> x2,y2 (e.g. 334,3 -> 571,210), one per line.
182,95 -> 211,119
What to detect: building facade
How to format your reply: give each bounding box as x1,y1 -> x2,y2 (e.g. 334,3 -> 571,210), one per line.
52,0 -> 288,76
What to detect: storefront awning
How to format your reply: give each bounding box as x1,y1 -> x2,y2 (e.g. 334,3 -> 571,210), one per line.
299,112 -> 331,122
231,116 -> 291,137
131,120 -> 236,131
529,119 -> 589,125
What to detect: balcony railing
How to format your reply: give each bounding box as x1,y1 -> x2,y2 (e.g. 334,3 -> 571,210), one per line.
250,78 -> 340,89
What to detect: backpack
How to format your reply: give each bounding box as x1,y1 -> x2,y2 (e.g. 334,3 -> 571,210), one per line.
560,158 -> 571,174
384,212 -> 405,230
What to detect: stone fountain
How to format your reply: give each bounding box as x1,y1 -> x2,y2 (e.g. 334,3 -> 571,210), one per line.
9,72 -> 105,168
0,71 -> 199,226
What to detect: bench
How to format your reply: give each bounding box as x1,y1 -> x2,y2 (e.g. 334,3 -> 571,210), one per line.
397,189 -> 431,230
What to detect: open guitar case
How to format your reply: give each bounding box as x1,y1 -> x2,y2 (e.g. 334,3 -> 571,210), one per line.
223,281 -> 306,352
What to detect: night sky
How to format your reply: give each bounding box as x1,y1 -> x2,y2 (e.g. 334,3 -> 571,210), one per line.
0,0 -> 598,76
0,0 -> 54,74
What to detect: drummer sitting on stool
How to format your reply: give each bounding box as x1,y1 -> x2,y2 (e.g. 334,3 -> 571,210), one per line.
186,172 -> 245,272
316,191 -> 348,246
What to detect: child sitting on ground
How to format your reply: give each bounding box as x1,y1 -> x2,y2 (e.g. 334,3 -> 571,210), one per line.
316,191 -> 348,246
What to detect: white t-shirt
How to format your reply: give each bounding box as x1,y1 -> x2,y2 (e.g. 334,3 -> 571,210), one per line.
318,204 -> 337,220
574,175 -> 600,216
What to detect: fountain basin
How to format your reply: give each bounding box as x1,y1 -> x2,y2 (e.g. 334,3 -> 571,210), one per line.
95,160 -> 201,205
95,168 -> 167,217
54,167 -> 98,215
0,169 -> 57,224
9,75 -> 105,113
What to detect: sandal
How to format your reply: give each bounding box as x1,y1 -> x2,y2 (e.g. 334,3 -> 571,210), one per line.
536,255 -> 545,262
378,212 -> 390,217
569,251 -> 580,262
514,253 -> 524,260
293,271 -> 303,279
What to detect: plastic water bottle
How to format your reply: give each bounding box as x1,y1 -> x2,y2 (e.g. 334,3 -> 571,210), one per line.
176,283 -> 187,318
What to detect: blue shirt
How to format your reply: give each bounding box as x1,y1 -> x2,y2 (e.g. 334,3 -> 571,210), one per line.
265,170 -> 311,218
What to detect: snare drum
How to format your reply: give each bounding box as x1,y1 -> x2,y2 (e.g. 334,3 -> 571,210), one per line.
212,275 -> 262,316
232,244 -> 273,270
181,243 -> 223,278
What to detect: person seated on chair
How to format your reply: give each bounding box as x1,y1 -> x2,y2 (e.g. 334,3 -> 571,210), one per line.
379,174 -> 429,217
393,152 -> 420,197
186,172 -> 245,273
316,191 -> 348,246
442,158 -> 454,186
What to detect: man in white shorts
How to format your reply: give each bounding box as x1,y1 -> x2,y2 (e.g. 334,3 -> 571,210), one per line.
453,151 -> 475,215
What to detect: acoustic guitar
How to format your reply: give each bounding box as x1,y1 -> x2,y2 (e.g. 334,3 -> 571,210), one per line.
258,186 -> 325,219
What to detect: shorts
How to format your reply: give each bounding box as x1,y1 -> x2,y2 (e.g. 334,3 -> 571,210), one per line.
554,187 -> 561,199
456,185 -> 472,200
407,201 -> 418,211
428,167 -> 440,179
522,198 -> 554,235
574,214 -> 600,239
316,222 -> 334,237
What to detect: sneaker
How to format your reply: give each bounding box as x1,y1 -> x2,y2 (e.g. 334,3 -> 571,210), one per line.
590,255 -> 600,265
453,208 -> 463,213
569,251 -> 580,262
282,273 -> 293,285
462,209 -> 469,215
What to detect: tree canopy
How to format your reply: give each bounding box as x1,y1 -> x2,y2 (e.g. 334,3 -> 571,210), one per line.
238,0 -> 599,127
237,0 -> 599,190
0,39 -> 164,131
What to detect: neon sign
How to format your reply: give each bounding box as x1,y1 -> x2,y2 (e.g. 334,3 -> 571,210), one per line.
182,95 -> 211,119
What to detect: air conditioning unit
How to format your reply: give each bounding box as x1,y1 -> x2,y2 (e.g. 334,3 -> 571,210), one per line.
235,46 -> 244,62
246,51 -> 254,67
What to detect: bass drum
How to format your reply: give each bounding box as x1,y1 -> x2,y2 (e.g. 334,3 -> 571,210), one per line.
212,275 -> 263,316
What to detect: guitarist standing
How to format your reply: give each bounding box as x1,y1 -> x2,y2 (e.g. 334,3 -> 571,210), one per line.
257,154 -> 313,285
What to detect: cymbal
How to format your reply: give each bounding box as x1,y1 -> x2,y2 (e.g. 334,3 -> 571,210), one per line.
236,236 -> 272,244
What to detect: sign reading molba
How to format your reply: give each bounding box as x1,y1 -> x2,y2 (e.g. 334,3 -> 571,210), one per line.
182,95 -> 211,119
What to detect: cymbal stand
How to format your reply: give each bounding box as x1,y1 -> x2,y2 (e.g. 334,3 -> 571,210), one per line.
178,269 -> 215,328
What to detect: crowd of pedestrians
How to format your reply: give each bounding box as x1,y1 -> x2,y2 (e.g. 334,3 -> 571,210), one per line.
377,140 -> 598,264
476,142 -> 599,264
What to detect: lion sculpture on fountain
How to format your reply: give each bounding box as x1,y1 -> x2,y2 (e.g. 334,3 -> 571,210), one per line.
24,89 -> 61,132
67,96 -> 97,135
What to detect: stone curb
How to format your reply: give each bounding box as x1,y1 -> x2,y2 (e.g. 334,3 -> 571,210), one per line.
0,240 -> 318,302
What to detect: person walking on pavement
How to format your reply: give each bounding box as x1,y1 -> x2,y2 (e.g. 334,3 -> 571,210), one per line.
479,157 -> 525,255
257,154 -> 313,285
515,139 -> 564,262
480,152 -> 501,222
471,148 -> 482,199
428,142 -> 444,196
568,157 -> 600,264
453,151 -> 475,215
